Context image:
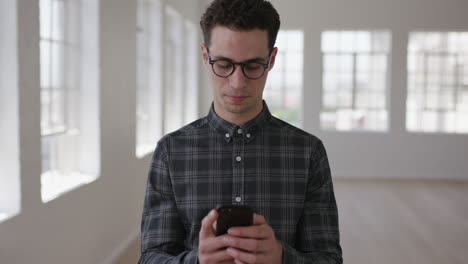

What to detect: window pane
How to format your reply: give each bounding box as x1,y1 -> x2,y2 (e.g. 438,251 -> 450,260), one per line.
136,0 -> 163,157
0,0 -> 21,222
40,40 -> 51,88
40,0 -> 100,203
51,89 -> 66,131
51,42 -> 65,89
41,89 -> 51,132
164,6 -> 184,133
321,30 -> 390,131
406,32 -> 468,133
321,31 -> 338,52
51,0 -> 65,41
264,30 -> 304,127
40,0 -> 52,38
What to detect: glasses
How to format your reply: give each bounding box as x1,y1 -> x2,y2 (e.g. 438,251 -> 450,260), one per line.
207,49 -> 272,80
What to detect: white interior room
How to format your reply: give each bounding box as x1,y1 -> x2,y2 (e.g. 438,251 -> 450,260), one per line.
1,0 -> 467,263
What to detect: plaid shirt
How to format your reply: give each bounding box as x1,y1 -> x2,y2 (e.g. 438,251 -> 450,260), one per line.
139,102 -> 342,263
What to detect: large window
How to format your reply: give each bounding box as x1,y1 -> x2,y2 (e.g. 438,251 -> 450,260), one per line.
407,32 -> 468,133
0,0 -> 20,222
136,0 -> 163,157
40,0 -> 99,203
321,31 -> 391,131
164,6 -> 198,134
264,30 -> 304,128
183,20 -> 199,124
136,4 -> 199,156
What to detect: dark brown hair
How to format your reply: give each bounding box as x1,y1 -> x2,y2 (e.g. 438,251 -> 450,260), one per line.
200,0 -> 281,51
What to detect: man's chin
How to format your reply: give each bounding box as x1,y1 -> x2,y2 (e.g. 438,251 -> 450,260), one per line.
225,104 -> 248,114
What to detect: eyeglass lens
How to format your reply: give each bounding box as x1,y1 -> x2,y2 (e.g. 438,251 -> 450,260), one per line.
212,61 -> 266,79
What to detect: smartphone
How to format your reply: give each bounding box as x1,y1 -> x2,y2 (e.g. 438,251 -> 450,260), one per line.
216,205 -> 253,236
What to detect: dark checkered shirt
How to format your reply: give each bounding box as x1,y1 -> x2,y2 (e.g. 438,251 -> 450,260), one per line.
139,102 -> 342,263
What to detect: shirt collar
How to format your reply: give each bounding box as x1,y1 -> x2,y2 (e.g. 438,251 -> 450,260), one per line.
206,100 -> 273,143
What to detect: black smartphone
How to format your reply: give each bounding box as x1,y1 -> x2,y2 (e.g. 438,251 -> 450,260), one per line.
216,205 -> 253,236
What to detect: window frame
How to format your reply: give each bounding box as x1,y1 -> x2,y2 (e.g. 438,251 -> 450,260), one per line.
264,30 -> 304,128
39,0 -> 100,203
406,31 -> 468,134
0,0 -> 21,222
320,30 -> 391,132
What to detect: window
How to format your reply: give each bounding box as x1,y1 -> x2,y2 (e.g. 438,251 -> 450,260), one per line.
0,0 -> 20,222
40,0 -> 100,203
321,31 -> 391,131
264,30 -> 304,128
164,6 -> 199,134
407,32 -> 468,133
164,7 -> 184,133
183,20 -> 199,124
136,0 -> 163,157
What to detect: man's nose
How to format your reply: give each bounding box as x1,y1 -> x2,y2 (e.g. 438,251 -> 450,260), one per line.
229,65 -> 247,89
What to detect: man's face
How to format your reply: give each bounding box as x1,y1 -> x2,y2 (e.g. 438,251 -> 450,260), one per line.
201,26 -> 277,123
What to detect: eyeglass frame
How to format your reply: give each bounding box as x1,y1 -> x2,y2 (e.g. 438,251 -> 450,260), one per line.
206,48 -> 273,80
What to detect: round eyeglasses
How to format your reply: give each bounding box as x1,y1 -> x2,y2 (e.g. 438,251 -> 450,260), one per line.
207,50 -> 272,80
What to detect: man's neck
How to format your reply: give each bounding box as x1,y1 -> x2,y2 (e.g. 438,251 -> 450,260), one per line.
214,105 -> 263,126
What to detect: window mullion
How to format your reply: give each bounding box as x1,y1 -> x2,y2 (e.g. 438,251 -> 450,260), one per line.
63,0 -> 69,133
352,52 -> 357,110
423,52 -> 428,111
454,54 -> 460,111
47,0 -> 54,134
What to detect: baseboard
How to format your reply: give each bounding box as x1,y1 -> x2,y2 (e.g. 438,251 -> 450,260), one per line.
99,227 -> 140,264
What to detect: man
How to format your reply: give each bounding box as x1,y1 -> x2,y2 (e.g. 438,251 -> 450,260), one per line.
139,0 -> 343,263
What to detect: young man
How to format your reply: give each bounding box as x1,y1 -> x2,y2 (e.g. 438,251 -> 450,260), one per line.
139,0 -> 343,263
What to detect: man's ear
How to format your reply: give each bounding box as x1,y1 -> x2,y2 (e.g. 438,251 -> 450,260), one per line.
268,47 -> 278,70
201,43 -> 208,64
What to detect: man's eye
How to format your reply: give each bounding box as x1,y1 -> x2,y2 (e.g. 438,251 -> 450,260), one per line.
245,63 -> 262,71
216,61 -> 232,69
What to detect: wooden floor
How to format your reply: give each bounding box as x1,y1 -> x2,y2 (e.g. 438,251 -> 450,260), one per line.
116,179 -> 468,264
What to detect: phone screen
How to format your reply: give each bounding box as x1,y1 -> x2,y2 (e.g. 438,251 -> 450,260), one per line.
216,205 -> 253,236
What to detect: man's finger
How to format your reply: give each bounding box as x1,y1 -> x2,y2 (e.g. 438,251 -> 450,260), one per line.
222,235 -> 265,253
253,213 -> 267,225
200,209 -> 218,240
234,259 -> 247,264
199,235 -> 232,255
227,247 -> 258,264
203,245 -> 234,262
212,220 -> 217,233
228,224 -> 271,239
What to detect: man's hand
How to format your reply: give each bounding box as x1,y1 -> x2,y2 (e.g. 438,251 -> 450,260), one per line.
223,213 -> 283,264
198,209 -> 236,264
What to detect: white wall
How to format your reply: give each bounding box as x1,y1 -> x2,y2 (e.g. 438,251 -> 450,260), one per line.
0,0 -> 203,263
201,0 -> 468,180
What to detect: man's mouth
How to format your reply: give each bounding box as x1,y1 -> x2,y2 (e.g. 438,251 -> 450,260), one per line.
226,95 -> 249,103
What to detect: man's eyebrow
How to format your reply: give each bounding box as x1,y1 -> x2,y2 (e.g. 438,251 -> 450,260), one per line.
211,55 -> 267,63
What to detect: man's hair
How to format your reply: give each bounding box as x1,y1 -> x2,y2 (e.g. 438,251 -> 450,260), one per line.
200,0 -> 281,51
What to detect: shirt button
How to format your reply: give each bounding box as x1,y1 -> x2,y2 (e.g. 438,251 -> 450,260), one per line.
235,197 -> 242,203
237,128 -> 243,134
236,156 -> 242,162
225,133 -> 230,138
246,133 -> 251,138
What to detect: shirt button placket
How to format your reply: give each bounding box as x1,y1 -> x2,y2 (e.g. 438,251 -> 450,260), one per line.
232,128 -> 244,205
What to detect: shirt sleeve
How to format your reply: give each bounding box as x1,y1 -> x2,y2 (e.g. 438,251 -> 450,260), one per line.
281,140 -> 343,264
139,140 -> 198,264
